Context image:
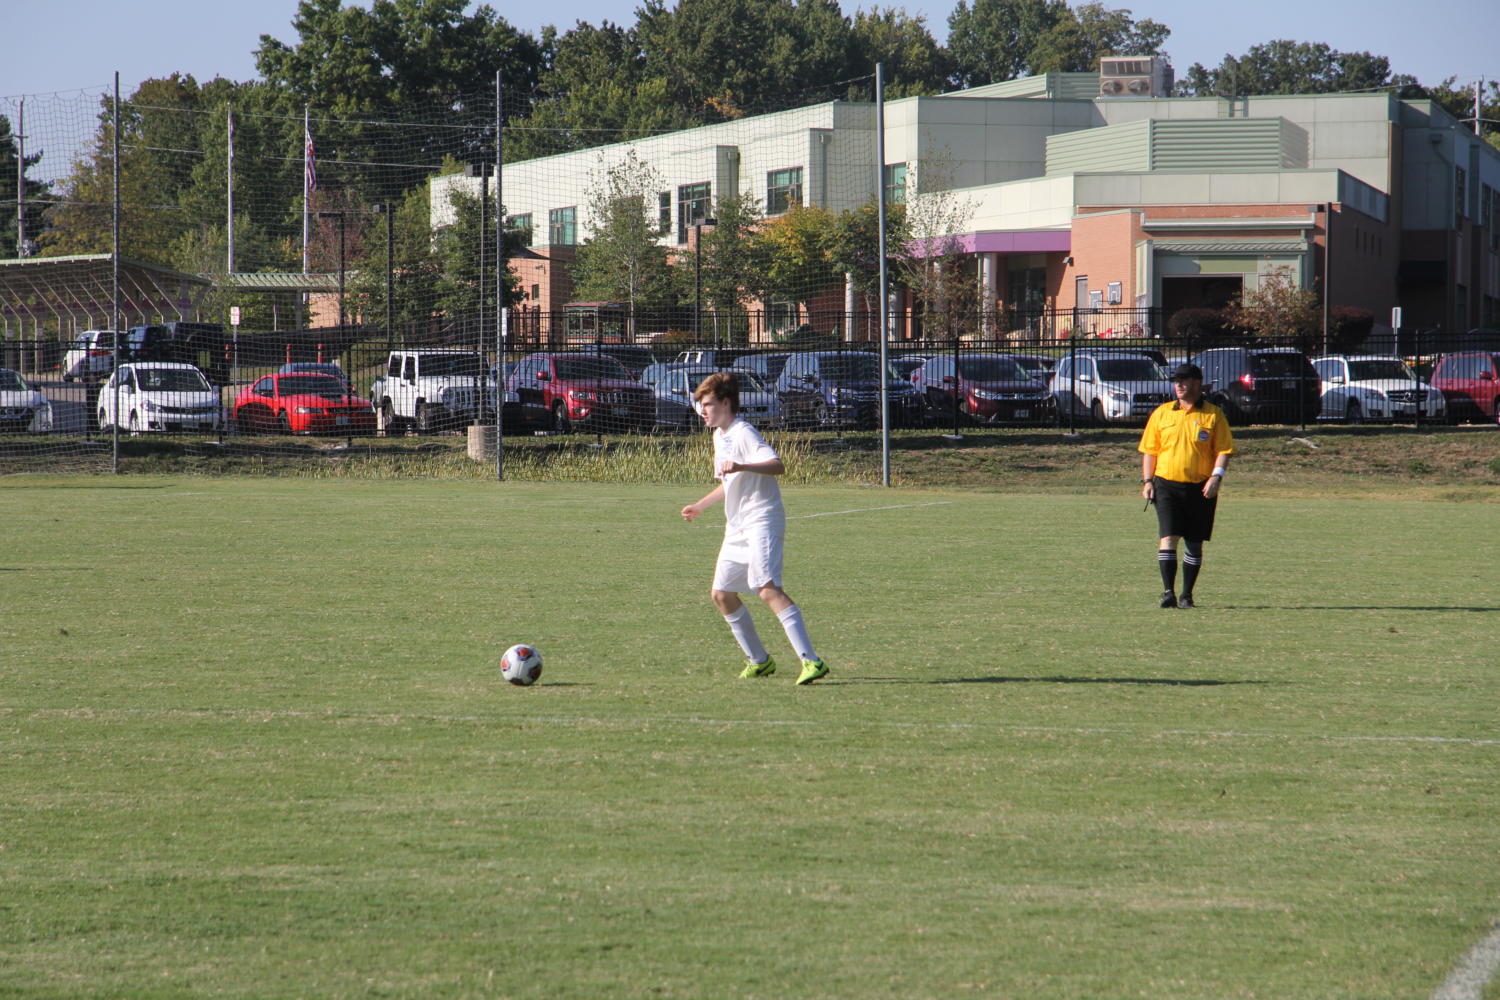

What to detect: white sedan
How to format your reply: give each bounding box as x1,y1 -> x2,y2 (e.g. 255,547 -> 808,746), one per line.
98,362 -> 221,434
0,368 -> 53,432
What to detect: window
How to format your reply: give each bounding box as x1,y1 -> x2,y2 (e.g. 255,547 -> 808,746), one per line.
1485,184 -> 1500,252
767,168 -> 803,215
883,163 -> 907,205
658,192 -> 671,236
1455,166 -> 1467,225
677,182 -> 711,243
548,206 -> 576,246
506,213 -> 533,246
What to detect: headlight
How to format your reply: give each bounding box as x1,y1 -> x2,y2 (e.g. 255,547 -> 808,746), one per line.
437,388 -> 455,405
973,388 -> 1001,400
142,400 -> 160,412
1107,390 -> 1129,402
294,405 -> 324,414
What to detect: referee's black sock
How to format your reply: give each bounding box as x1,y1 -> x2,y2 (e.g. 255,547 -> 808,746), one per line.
1182,542 -> 1203,595
1157,549 -> 1178,592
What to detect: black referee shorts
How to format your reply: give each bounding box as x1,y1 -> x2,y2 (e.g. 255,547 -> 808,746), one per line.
1152,476 -> 1218,542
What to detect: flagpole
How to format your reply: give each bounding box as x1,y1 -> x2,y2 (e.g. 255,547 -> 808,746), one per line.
302,105 -> 312,328
226,105 -> 235,274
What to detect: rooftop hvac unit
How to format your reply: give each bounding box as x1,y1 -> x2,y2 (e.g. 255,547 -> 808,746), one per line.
1099,56 -> 1173,98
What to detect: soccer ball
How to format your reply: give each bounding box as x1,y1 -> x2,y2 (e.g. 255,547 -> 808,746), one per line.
500,643 -> 543,686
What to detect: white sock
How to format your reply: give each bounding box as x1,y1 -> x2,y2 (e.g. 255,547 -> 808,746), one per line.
724,606 -> 768,663
776,604 -> 817,662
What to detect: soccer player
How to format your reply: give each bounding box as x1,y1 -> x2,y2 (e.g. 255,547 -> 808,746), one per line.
680,372 -> 828,684
1138,362 -> 1234,609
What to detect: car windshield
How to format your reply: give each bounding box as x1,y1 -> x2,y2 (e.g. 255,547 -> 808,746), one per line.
556,357 -> 632,381
0,370 -> 28,391
279,375 -> 345,395
958,357 -> 1029,381
1251,354 -> 1313,377
817,356 -> 893,382
420,354 -> 487,377
137,368 -> 210,392
1348,360 -> 1416,382
1096,358 -> 1165,382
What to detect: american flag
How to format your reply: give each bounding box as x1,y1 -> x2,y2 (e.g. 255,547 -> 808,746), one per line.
304,124 -> 317,193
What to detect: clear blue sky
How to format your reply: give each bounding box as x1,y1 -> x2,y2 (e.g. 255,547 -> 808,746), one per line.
4,0 -> 1496,101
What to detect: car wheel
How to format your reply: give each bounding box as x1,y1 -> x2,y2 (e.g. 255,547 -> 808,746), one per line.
1090,399 -> 1106,426
1345,399 -> 1363,425
551,402 -> 571,434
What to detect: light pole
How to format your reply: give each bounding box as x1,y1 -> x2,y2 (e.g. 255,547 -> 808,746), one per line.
317,210 -> 346,327
693,216 -> 717,345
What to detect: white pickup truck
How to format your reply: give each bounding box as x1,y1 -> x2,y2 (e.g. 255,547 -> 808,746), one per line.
369,349 -> 496,433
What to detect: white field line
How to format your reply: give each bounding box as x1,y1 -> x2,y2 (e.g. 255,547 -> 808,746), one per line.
1432,921 -> 1500,1000
789,501 -> 953,519
11,707 -> 1500,747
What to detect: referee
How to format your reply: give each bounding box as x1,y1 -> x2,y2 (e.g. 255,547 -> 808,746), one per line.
1138,362 -> 1234,609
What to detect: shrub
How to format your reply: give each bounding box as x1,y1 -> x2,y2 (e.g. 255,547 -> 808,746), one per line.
1328,306 -> 1376,353
1168,307 -> 1237,349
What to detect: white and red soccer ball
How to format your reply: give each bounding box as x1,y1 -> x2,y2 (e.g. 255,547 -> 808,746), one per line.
501,643 -> 543,686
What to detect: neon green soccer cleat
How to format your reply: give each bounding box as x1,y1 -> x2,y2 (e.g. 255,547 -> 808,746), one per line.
795,658 -> 828,685
740,656 -> 776,679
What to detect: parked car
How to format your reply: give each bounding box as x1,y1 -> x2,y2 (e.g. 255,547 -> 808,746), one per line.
673,348 -> 753,368
0,367 -> 53,432
1429,350 -> 1500,424
508,352 -> 655,433
774,351 -> 922,428
889,355 -> 928,383
638,361 -> 689,394
1009,353 -> 1058,384
600,346 -> 660,378
651,366 -> 781,429
234,373 -> 377,436
1311,355 -> 1446,423
279,361 -> 353,393
61,329 -> 120,382
97,362 -> 221,434
737,351 -> 792,384
1048,351 -> 1171,424
1194,347 -> 1321,424
913,353 -> 1057,425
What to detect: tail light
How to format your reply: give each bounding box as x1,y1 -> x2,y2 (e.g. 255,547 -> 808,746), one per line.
1237,373 -> 1255,390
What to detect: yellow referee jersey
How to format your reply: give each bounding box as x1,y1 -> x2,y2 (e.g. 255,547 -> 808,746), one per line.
1138,400 -> 1234,483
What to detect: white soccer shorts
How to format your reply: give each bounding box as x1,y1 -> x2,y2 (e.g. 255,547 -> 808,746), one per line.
712,527 -> 784,594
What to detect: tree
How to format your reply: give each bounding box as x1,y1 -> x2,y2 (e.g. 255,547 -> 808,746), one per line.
638,0 -> 856,121
848,8 -> 949,99
1419,79 -> 1500,153
1179,41 -> 1416,97
1222,267 -> 1321,348
348,182 -> 444,332
0,113 -> 52,256
700,191 -> 769,314
892,158 -> 980,338
945,0 -> 1063,88
432,185 -> 523,327
827,199 -> 905,338
569,149 -> 681,324
1028,3 -> 1170,75
751,205 -> 842,324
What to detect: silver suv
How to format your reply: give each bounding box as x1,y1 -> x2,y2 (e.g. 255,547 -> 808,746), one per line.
61,329 -> 120,382
1048,351 -> 1171,424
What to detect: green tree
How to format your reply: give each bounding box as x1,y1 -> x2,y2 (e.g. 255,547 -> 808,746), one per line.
638,0 -> 856,121
1179,41 -> 1416,97
1027,3 -> 1170,74
751,204 -> 842,323
1419,79 -> 1500,153
848,8 -> 950,98
945,0 -> 1063,88
892,158 -> 979,337
569,149 -> 681,326
433,186 -> 523,326
347,183 -> 443,332
0,113 -> 52,256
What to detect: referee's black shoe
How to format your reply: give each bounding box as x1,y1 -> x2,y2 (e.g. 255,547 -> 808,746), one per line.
1177,593 -> 1196,609
1158,590 -> 1177,609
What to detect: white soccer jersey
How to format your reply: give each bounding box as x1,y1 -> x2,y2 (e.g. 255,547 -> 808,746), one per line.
713,417 -> 784,537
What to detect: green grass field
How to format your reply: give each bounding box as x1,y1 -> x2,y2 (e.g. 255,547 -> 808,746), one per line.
3,470 -> 1498,998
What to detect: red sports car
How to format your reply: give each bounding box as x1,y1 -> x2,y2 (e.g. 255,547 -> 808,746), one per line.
233,373 -> 377,435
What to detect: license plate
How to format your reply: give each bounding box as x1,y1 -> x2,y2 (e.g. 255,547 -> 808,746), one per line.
613,407 -> 630,416
1014,408 -> 1029,418
336,416 -> 350,426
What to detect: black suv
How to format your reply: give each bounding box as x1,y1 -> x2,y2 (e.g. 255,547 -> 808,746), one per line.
1194,347 -> 1320,424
